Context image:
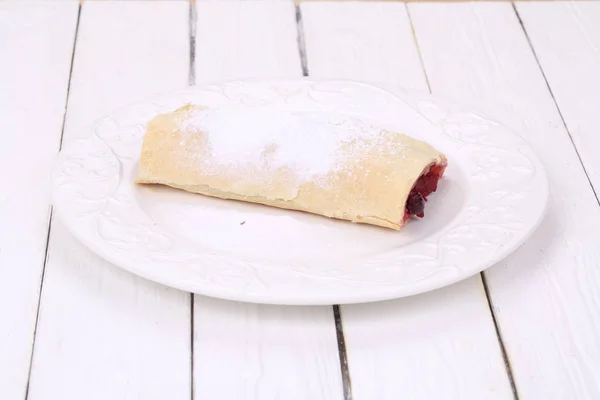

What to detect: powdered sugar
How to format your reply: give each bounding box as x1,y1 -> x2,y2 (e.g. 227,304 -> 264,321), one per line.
177,105 -> 394,186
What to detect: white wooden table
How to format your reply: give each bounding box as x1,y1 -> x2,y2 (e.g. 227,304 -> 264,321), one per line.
2,0 -> 600,399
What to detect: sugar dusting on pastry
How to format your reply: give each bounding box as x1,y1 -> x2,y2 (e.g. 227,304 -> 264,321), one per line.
137,102 -> 448,229
175,105 -> 399,189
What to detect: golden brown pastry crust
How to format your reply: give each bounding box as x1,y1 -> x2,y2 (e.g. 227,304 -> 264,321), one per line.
136,104 -> 447,230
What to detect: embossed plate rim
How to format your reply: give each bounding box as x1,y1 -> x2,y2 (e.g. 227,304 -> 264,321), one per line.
51,78 -> 549,305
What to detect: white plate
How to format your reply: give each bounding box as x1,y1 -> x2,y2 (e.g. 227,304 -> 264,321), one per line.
51,79 -> 548,305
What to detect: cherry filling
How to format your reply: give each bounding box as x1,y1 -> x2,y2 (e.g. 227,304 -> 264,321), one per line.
404,164 -> 446,220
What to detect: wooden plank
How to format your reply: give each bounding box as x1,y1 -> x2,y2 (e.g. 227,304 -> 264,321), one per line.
27,2 -> 192,399
0,2 -> 78,398
408,2 -> 600,398
300,2 -> 427,90
300,3 -> 513,399
192,2 -> 344,399
516,1 -> 600,194
194,1 -> 302,83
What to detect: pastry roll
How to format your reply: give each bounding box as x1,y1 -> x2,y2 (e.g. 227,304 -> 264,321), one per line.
136,104 -> 447,230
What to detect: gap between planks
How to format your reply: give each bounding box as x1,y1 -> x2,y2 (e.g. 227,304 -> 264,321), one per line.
188,1 -> 197,399
481,273 -> 520,399
23,3 -> 83,400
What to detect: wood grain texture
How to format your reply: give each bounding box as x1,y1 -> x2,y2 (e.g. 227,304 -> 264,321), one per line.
195,1 -> 302,83
516,1 -> 600,196
301,2 -> 427,90
0,3 -> 78,398
27,2 -> 192,399
193,2 -> 343,399
409,2 -> 600,398
301,3 -> 513,399
193,298 -> 343,399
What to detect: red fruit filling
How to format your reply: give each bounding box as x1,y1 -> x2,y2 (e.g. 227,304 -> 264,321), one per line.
404,164 -> 446,221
